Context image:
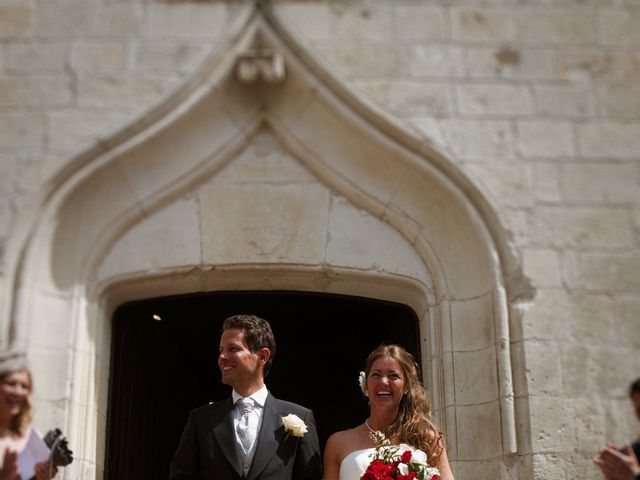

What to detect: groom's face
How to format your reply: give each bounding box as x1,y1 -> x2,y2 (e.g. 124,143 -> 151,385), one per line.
218,328 -> 263,389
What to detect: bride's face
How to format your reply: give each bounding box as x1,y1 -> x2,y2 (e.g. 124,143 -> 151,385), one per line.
367,356 -> 406,409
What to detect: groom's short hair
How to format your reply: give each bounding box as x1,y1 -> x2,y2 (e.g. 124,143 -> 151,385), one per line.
222,314 -> 277,376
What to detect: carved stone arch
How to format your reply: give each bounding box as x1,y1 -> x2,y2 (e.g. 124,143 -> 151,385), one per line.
1,3 -> 532,478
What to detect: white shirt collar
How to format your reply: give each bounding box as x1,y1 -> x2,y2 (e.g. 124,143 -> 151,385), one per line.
232,384 -> 268,407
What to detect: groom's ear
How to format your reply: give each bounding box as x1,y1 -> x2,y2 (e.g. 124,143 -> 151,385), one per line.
257,348 -> 271,365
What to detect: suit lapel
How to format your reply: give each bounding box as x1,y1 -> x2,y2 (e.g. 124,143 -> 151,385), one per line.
246,394 -> 285,480
211,397 -> 243,478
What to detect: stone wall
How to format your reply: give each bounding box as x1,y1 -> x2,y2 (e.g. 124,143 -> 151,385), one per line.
1,1 -> 639,479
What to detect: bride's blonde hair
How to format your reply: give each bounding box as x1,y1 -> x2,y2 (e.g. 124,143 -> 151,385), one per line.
363,344 -> 443,465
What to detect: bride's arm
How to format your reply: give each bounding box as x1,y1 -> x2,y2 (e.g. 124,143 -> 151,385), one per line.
434,442 -> 454,480
323,433 -> 342,480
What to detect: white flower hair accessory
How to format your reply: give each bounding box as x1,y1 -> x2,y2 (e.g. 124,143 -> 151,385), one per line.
358,371 -> 368,397
282,414 -> 308,437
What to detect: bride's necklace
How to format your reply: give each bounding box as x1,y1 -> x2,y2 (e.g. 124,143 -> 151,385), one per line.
365,418 -> 386,434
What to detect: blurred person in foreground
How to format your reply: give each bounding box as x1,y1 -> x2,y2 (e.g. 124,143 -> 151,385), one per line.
594,378 -> 640,480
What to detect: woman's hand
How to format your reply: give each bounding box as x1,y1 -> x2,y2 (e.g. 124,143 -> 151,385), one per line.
34,461 -> 58,480
594,444 -> 640,480
0,448 -> 19,480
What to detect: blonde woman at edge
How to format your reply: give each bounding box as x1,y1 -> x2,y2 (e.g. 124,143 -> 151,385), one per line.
324,344 -> 454,480
0,348 -> 58,480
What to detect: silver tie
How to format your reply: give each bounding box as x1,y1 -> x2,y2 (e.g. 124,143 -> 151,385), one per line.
236,398 -> 256,454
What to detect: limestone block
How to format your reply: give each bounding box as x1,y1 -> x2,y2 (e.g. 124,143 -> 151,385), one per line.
611,298 -> 640,347
456,84 -> 534,116
530,206 -> 634,248
26,74 -> 73,107
315,43 -> 401,78
522,248 -> 562,288
560,344 -> 592,397
0,112 -> 44,151
592,347 -> 635,398
599,85 -> 640,118
48,111 -> 129,152
534,85 -> 594,118
402,45 -> 465,78
97,3 -> 143,37
517,8 -> 594,45
519,288 -> 571,340
28,347 -> 71,401
98,198 -> 202,282
528,396 -> 575,452
451,461 -> 498,480
132,42 -> 207,72
326,196 -> 431,286
0,4 -> 33,38
524,340 -> 563,395
451,7 -> 515,43
562,163 -> 639,204
565,251 -> 640,292
70,43 -> 126,72
466,47 -> 554,80
0,76 -> 26,107
354,79 -> 451,114
453,348 -> 499,404
517,120 -> 574,158
200,184 -> 330,265
331,2 -> 393,41
533,163 -> 561,203
144,3 -> 226,38
214,129 -> 316,185
558,52 -> 640,82
573,397 -> 607,451
450,295 -> 495,351
39,1 -> 97,37
464,164 -> 533,207
393,4 -> 446,41
577,122 -> 640,159
27,291 -> 72,349
5,43 -> 66,72
533,452 -> 601,480
456,402 -> 502,460
77,73 -> 169,109
277,3 -> 332,41
597,9 -> 640,46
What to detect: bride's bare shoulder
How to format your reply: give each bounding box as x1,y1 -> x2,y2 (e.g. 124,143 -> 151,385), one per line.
326,424 -> 369,459
326,426 -> 360,446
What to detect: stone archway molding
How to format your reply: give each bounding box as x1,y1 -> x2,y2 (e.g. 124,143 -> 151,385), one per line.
1,1 -> 532,477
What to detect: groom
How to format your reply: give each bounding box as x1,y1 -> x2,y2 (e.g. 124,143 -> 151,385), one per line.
169,314 -> 323,480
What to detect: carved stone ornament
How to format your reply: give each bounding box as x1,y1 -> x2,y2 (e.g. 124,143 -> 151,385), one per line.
235,49 -> 285,84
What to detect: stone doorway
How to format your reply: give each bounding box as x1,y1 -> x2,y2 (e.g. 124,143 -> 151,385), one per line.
105,291 -> 420,479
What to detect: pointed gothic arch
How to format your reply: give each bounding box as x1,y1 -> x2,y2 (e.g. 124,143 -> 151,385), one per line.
1,3 -> 533,478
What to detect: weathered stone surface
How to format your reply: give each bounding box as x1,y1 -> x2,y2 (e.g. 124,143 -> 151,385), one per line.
1,3 -> 639,480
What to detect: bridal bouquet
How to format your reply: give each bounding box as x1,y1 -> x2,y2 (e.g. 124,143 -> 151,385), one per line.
361,430 -> 440,480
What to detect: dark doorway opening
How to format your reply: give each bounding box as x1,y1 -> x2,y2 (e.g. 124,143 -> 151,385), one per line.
105,290 -> 421,479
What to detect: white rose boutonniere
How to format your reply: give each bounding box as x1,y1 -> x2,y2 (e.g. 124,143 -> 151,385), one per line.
281,414 -> 308,437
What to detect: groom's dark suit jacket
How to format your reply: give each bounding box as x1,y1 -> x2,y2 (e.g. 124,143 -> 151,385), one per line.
169,393 -> 323,480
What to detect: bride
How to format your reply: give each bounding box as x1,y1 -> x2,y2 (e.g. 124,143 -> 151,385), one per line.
323,344 -> 454,480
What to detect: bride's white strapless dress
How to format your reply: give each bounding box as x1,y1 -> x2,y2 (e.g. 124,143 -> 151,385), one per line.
339,444 -> 421,480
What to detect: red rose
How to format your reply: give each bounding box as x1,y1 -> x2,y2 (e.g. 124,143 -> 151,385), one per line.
400,451 -> 412,464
